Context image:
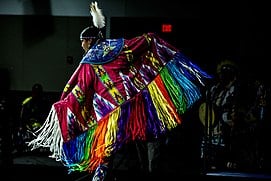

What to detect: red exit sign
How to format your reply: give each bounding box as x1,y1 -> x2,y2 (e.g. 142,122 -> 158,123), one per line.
161,24 -> 172,33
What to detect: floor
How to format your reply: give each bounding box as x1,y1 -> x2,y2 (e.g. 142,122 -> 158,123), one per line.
1,154 -> 271,181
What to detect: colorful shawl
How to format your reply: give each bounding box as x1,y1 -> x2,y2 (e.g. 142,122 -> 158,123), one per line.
28,32 -> 211,174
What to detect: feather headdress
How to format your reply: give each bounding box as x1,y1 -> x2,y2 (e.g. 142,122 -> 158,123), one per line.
90,1 -> 105,29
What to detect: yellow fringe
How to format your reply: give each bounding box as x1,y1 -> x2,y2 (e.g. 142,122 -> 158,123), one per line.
104,107 -> 120,156
148,80 -> 178,131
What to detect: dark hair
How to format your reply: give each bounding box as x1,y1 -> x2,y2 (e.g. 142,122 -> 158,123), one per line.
32,83 -> 43,92
220,64 -> 237,75
80,26 -> 100,40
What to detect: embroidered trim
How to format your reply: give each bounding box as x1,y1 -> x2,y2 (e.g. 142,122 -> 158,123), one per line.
63,84 -> 71,94
123,45 -> 146,90
72,85 -> 85,104
93,65 -> 125,105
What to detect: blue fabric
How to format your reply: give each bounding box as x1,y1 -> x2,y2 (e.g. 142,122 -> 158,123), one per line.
81,38 -> 124,65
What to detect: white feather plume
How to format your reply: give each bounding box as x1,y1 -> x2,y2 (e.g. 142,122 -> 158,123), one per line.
90,1 -> 105,29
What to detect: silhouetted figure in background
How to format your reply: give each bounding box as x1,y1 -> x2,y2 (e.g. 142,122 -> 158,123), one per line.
200,59 -> 242,171
13,83 -> 50,154
244,77 -> 271,172
256,80 -> 271,172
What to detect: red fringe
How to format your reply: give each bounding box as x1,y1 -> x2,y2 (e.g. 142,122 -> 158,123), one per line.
128,94 -> 147,141
155,76 -> 182,124
89,114 -> 110,171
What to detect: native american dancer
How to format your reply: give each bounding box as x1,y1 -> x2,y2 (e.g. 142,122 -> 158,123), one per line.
28,1 -> 211,178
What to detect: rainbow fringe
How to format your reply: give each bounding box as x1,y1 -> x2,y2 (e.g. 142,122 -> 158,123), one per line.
58,51 -> 211,173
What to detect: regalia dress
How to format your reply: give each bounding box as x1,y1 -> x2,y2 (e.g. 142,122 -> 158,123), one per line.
28,32 -> 211,174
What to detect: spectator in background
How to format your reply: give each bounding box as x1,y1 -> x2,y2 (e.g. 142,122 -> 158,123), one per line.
244,76 -> 271,171
199,59 -> 242,170
13,83 -> 50,154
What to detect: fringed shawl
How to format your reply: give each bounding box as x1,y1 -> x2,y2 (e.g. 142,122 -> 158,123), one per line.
28,32 -> 211,174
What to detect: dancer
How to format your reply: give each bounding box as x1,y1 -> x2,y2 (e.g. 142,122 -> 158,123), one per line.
28,1 -> 211,180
